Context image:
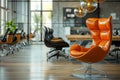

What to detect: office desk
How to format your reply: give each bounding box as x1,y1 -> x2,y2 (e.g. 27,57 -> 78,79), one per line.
66,35 -> 120,41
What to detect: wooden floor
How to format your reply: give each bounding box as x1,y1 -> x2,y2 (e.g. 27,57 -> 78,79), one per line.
0,43 -> 120,80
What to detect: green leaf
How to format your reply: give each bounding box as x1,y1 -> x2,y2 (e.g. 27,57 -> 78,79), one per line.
5,19 -> 17,34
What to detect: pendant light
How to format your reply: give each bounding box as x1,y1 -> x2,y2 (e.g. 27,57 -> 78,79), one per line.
74,7 -> 87,17
80,0 -> 98,13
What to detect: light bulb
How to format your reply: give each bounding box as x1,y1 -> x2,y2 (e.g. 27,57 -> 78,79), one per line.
80,0 -> 98,13
74,7 -> 87,17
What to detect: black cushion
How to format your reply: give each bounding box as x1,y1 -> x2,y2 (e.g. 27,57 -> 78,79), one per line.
1,28 -> 10,42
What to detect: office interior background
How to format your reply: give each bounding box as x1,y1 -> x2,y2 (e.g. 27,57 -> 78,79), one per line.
0,0 -> 120,80
0,0 -> 120,41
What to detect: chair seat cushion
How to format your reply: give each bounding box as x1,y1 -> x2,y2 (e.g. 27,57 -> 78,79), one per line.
70,50 -> 85,56
50,38 -> 64,42
51,41 -> 69,47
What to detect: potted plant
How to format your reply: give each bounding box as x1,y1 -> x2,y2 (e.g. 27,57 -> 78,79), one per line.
5,19 -> 17,34
5,19 -> 17,43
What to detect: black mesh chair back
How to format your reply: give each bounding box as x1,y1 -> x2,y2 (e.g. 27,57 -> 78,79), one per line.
1,28 -> 10,42
44,26 -> 51,45
12,29 -> 18,42
20,29 -> 24,40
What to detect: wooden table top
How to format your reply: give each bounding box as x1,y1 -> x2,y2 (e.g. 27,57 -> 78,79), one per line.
66,35 -> 120,41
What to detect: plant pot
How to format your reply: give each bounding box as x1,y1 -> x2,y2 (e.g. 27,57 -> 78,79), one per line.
7,34 -> 13,44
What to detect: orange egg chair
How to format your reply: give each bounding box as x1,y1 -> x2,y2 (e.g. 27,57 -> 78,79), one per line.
70,16 -> 112,79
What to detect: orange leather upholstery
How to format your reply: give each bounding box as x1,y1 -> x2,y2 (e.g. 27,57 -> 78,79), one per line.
70,16 -> 112,63
0,35 -> 13,44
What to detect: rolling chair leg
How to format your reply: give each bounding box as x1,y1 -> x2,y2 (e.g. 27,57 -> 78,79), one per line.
71,63 -> 107,79
47,50 -> 68,61
47,51 -> 59,61
47,49 -> 56,56
59,50 -> 68,59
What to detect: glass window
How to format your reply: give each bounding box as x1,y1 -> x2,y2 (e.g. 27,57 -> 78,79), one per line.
30,2 -> 41,10
0,0 -> 7,35
31,12 -> 41,33
42,12 -> 52,27
1,9 -> 5,34
30,0 -> 53,41
42,2 -> 52,10
1,0 -> 4,7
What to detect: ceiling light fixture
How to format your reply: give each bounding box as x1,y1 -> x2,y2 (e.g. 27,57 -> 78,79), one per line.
80,0 -> 98,13
74,7 -> 87,17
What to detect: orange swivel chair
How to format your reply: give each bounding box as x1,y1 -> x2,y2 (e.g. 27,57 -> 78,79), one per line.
70,16 -> 112,79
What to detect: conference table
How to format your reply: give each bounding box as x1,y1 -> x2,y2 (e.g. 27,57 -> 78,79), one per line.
66,35 -> 120,41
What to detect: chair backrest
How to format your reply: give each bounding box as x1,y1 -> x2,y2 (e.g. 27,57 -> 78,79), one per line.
44,26 -> 51,43
49,28 -> 54,39
86,16 -> 112,52
2,28 -> 10,42
23,32 -> 26,39
12,29 -> 18,42
6,29 -> 18,43
20,29 -> 24,39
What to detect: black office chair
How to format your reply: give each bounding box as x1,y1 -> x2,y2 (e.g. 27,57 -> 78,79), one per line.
1,28 -> 10,42
20,29 -> 24,40
11,29 -> 18,43
109,41 -> 120,63
44,26 -> 69,60
6,29 -> 18,54
0,28 -> 10,56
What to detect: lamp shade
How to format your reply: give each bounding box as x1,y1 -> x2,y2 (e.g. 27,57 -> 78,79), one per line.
74,7 -> 87,17
80,0 -> 98,13
93,0 -> 105,3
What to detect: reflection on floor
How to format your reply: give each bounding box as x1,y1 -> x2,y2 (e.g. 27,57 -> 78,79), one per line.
0,44 -> 120,80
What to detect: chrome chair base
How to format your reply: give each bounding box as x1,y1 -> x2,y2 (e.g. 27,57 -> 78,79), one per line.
71,74 -> 107,80
47,50 -> 68,61
71,63 -> 108,80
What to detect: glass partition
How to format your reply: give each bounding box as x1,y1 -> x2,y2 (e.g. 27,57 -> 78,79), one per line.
30,0 -> 53,42
0,0 -> 7,35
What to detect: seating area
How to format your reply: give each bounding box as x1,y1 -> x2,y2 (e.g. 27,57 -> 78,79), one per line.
0,28 -> 33,57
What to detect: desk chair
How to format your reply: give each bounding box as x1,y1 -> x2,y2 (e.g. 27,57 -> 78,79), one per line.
19,30 -> 27,47
27,33 -> 34,44
44,26 -> 69,61
109,41 -> 120,63
0,28 -> 10,56
0,28 -> 18,55
70,16 -> 112,79
0,28 -> 10,42
6,29 -> 18,54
